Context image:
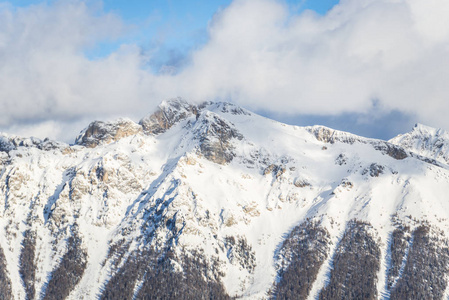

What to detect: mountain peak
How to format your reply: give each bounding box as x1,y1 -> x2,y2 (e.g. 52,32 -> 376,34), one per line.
390,123 -> 449,165
75,118 -> 142,148
3,99 -> 449,299
412,123 -> 445,136
73,99 -> 250,149
0,132 -> 67,153
139,98 -> 200,135
158,97 -> 196,110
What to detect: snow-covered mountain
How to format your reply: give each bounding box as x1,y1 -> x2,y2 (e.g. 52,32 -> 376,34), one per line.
390,123 -> 449,166
1,98 -> 449,299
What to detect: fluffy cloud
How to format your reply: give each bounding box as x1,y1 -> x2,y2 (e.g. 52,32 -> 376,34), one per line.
177,0 -> 449,125
1,0 -> 449,141
0,1 -> 160,140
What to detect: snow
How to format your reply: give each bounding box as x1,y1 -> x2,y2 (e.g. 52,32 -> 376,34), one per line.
390,123 -> 449,166
1,99 -> 449,299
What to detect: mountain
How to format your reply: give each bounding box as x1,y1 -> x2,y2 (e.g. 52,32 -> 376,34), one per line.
1,98 -> 449,299
390,123 -> 449,165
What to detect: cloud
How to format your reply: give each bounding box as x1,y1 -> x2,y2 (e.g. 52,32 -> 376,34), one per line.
175,0 -> 449,127
1,0 -> 449,142
0,1 -> 160,141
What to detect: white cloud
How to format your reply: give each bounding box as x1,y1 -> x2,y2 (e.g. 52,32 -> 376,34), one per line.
175,0 -> 449,128
0,1 -> 160,141
1,0 -> 449,141
3,119 -> 88,142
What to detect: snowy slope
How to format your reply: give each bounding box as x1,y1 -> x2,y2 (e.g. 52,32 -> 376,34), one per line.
390,123 -> 449,166
1,99 -> 449,299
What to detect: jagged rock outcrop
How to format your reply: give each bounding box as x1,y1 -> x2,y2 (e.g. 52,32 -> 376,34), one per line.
139,98 -> 199,135
0,134 -> 67,153
75,118 -> 142,148
390,123 -> 449,165
194,111 -> 243,164
307,126 -> 408,160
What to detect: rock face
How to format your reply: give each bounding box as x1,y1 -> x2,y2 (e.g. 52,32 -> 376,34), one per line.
390,123 -> 449,165
0,134 -> 67,153
195,112 -> 243,164
75,118 -> 142,148
139,98 -> 199,135
1,99 -> 449,299
307,125 -> 408,160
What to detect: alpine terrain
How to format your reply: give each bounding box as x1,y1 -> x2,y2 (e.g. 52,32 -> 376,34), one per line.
1,98 -> 449,299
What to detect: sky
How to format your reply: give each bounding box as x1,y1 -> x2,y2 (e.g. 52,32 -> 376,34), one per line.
0,0 -> 448,143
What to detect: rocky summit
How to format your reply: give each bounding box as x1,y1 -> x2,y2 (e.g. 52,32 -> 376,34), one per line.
1,98 -> 449,299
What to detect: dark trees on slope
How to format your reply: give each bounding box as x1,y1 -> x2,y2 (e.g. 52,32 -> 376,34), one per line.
319,220 -> 381,300
0,244 -> 13,300
273,220 -> 330,300
42,234 -> 87,300
101,247 -> 230,300
20,230 -> 37,300
390,225 -> 449,300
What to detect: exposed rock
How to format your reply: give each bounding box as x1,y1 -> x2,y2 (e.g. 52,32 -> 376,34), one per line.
307,126 -> 408,160
216,102 -> 251,116
195,112 -> 243,165
75,118 -> 142,148
374,143 -> 408,160
340,178 -> 353,189
0,135 -> 15,152
139,98 -> 199,135
0,134 -> 67,153
308,126 -> 357,145
242,203 -> 260,217
390,123 -> 449,165
294,178 -> 311,188
362,163 -> 385,177
335,153 -> 347,165
263,164 -> 277,175
264,164 -> 286,178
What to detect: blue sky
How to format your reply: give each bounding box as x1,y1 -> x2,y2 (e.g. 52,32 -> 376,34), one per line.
90,0 -> 340,67
10,0 -> 340,68
1,0 -> 447,142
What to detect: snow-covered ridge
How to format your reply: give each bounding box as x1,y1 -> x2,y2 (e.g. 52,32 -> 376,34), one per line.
0,132 -> 67,152
1,99 -> 449,299
390,123 -> 449,166
306,125 -> 409,160
75,118 -> 142,148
